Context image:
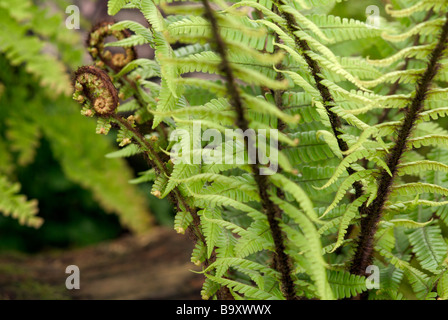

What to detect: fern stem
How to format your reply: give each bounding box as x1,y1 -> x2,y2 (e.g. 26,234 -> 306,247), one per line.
111,113 -> 233,299
111,114 -> 208,249
115,73 -> 169,146
350,13 -> 448,277
274,3 -> 365,200
201,0 -> 298,300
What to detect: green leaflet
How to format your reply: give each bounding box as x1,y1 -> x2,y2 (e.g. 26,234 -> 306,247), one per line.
140,0 -> 166,32
377,246 -> 433,299
161,53 -> 288,90
110,20 -> 154,44
233,219 -> 274,258
386,199 -> 448,212
5,112 -> 41,166
205,274 -> 283,300
199,208 -> 223,258
315,148 -> 380,191
329,194 -> 368,252
105,144 -> 142,159
385,1 -> 448,18
437,272 -> 448,300
328,270 -> 367,299
391,183 -> 448,198
0,175 -> 41,228
407,134 -> 448,149
304,14 -> 382,43
107,0 -> 130,15
408,225 -> 448,274
397,160 -> 448,176
269,173 -> 319,222
192,192 -> 265,220
281,222 -> 334,300
174,210 -> 193,235
0,7 -> 74,96
366,44 -> 435,67
271,195 -> 333,299
204,257 -> 279,279
113,59 -> 160,78
381,219 -> 433,229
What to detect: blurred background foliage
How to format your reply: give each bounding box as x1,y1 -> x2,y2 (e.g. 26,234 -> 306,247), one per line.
0,0 -> 174,253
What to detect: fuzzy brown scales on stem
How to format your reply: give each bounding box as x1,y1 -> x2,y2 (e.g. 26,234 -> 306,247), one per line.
201,0 -> 298,300
112,114 -> 222,291
110,114 -> 215,276
87,21 -> 137,72
350,13 -> 448,278
274,3 -> 365,202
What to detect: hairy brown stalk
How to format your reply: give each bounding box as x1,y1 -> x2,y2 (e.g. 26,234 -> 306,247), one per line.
350,13 -> 448,278
111,112 -> 234,299
201,0 -> 298,300
111,114 -> 208,247
274,3 -> 365,201
119,74 -> 170,148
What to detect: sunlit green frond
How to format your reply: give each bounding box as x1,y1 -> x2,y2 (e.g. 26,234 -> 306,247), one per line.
328,270 -> 367,299
0,175 -> 41,228
408,225 -> 448,274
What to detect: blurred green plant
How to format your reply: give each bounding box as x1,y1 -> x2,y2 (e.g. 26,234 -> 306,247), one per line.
0,0 -> 154,244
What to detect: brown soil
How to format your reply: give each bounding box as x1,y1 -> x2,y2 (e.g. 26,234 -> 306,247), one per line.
0,227 -> 203,300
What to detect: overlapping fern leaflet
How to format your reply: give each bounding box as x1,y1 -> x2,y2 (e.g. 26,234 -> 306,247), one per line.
96,0 -> 448,299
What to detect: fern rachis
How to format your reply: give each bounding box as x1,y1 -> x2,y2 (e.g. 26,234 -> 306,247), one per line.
350,13 -> 448,276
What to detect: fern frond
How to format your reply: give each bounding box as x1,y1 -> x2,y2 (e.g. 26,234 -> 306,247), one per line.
385,2 -> 448,18
397,160 -> 448,177
366,44 -> 435,67
327,270 -> 367,299
269,173 -> 319,222
437,272 -> 448,299
407,134 -> 448,149
0,176 -> 42,228
377,246 -> 432,299
105,143 -> 142,158
305,14 -> 383,43
5,113 -> 41,166
408,225 -> 448,274
329,194 -> 368,252
205,274 -> 283,300
391,182 -> 448,198
108,0 -> 131,15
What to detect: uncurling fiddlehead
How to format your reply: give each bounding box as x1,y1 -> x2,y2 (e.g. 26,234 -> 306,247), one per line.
87,21 -> 137,72
73,65 -> 119,117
